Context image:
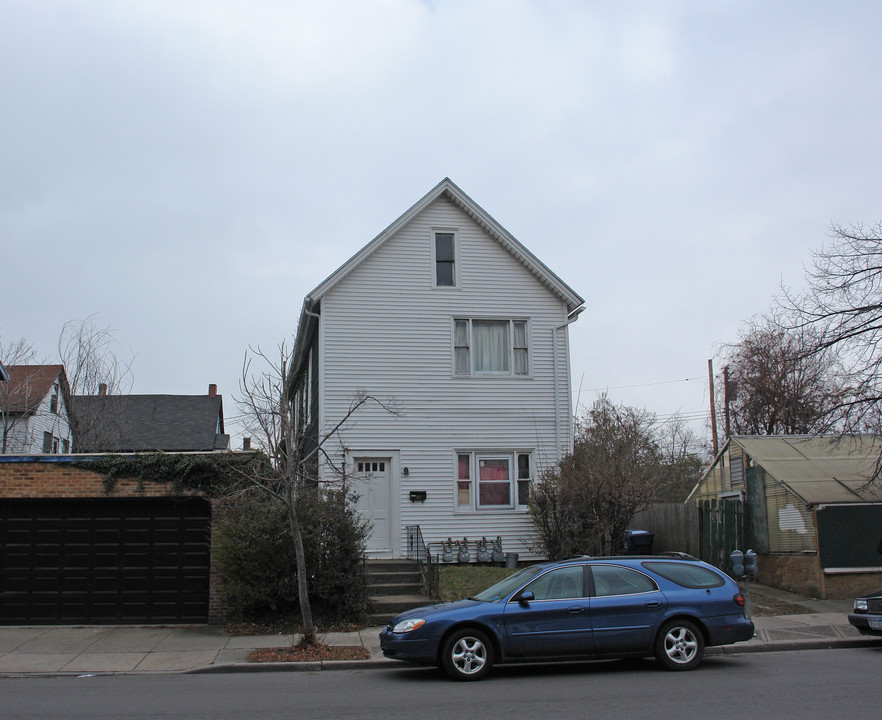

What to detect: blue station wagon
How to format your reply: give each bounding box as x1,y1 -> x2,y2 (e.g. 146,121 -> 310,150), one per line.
379,554 -> 755,680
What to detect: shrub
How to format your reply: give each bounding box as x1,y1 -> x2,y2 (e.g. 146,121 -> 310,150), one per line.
213,488 -> 370,623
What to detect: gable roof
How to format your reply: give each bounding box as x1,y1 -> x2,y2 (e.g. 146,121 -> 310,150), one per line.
707,435 -> 882,505
72,393 -> 229,452
290,178 -> 586,381
0,365 -> 68,415
308,177 -> 584,311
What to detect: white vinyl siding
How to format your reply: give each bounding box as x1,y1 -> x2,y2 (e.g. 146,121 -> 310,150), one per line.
316,196 -> 575,559
2,381 -> 73,455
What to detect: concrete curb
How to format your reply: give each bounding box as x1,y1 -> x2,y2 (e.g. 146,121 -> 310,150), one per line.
189,658 -> 398,674
709,637 -> 882,655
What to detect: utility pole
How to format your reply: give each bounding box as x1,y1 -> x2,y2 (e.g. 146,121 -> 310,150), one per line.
708,359 -> 718,455
723,365 -> 731,439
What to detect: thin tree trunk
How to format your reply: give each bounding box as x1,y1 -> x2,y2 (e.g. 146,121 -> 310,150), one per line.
286,482 -> 315,645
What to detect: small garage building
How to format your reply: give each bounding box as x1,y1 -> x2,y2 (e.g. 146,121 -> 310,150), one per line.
0,457 -> 221,625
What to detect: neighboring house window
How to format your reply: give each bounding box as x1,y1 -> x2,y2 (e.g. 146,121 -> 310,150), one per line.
454,319 -> 529,375
434,232 -> 456,287
42,432 -> 52,453
52,437 -> 59,454
456,451 -> 532,510
50,384 -> 59,414
62,438 -> 70,453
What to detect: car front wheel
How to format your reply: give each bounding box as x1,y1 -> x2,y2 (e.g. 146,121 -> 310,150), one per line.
654,619 -> 704,671
440,628 -> 494,681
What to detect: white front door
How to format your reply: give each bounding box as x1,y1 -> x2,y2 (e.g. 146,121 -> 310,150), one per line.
352,457 -> 393,556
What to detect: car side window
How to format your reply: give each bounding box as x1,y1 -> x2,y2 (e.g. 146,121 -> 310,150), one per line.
591,565 -> 657,597
520,566 -> 585,601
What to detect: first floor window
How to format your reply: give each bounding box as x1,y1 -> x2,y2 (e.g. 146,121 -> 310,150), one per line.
456,451 -> 532,510
42,432 -> 52,453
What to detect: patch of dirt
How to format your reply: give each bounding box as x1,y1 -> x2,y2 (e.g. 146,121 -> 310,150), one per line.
226,618 -> 362,637
749,592 -> 813,617
248,645 -> 370,663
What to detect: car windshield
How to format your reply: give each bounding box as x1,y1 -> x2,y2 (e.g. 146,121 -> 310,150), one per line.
471,566 -> 545,602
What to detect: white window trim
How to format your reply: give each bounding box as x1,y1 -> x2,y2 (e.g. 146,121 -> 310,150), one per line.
452,317 -> 532,378
431,228 -> 460,289
455,449 -> 533,512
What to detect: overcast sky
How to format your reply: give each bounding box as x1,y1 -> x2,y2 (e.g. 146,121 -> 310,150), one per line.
3,1 -> 880,449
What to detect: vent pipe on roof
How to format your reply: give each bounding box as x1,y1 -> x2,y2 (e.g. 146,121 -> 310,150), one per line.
208,384 -> 218,397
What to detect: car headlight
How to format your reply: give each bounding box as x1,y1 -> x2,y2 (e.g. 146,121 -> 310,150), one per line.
392,618 -> 426,633
855,599 -> 869,612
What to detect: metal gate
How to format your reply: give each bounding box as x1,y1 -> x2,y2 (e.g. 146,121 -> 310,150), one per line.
0,497 -> 211,625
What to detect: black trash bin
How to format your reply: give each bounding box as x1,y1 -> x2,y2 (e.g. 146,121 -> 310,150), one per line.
623,529 -> 654,555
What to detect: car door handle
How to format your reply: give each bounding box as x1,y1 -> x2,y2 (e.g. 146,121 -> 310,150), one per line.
567,606 -> 585,614
645,601 -> 660,608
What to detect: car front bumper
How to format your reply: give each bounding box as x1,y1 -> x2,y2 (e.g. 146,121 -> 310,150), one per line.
378,627 -> 438,664
848,613 -> 882,636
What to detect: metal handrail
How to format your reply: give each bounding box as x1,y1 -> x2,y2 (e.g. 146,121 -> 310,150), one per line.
406,525 -> 439,598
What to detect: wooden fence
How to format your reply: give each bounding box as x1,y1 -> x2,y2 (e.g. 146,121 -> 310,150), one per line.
632,500 -> 746,574
631,503 -> 700,557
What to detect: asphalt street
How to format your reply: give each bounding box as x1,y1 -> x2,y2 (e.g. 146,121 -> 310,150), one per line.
3,647 -> 880,720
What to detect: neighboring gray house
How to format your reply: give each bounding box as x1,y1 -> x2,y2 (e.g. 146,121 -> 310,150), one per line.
289,178 -> 584,559
0,365 -> 73,454
72,383 -> 230,452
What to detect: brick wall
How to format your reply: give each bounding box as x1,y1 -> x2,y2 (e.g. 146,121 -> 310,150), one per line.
755,553 -> 824,598
0,461 -> 173,498
0,460 -> 225,624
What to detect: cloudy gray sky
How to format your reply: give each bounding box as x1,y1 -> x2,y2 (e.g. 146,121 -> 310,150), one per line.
3,0 -> 880,448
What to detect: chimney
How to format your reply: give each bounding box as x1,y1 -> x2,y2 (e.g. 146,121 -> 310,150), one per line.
243,437 -> 251,451
98,383 -> 107,396
208,383 -> 217,397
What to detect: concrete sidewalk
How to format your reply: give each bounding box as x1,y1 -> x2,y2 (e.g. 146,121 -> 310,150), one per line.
1,584 -> 879,676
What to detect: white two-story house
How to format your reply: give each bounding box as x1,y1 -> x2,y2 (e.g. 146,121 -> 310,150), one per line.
289,178 -> 584,559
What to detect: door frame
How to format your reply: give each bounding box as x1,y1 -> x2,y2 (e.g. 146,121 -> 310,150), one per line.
347,449 -> 400,559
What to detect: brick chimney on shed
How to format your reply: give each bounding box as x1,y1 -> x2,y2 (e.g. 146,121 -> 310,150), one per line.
208,384 -> 217,397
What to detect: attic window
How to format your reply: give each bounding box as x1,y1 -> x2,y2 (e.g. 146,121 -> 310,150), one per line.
434,232 -> 456,287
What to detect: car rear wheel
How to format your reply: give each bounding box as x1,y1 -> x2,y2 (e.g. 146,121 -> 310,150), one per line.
654,619 -> 704,671
441,628 -> 494,681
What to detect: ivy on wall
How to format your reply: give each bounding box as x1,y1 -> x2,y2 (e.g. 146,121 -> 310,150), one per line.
70,452 -> 267,495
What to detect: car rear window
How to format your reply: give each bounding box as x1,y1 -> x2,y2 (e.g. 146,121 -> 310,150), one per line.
642,562 -> 725,589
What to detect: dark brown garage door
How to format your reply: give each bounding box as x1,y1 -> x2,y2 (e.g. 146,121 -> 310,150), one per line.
0,497 -> 211,625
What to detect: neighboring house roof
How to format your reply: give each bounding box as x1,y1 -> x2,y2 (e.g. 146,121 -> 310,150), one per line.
708,435 -> 882,505
0,365 -> 69,415
290,177 -> 586,381
73,393 -> 230,452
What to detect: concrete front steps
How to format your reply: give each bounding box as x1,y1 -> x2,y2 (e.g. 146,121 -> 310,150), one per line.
365,559 -> 433,626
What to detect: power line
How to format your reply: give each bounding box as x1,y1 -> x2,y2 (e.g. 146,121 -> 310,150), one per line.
586,376 -> 704,392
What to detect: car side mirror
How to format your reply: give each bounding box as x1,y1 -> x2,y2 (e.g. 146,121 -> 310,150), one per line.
515,591 -> 534,604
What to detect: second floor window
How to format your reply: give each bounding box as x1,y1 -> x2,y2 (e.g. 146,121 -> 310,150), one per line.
454,319 -> 529,375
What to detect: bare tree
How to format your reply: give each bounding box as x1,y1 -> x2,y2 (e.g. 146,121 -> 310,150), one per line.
235,344 -> 398,644
778,223 -> 882,439
0,336 -> 42,452
531,395 -> 667,558
718,315 -> 845,436
59,316 -> 135,450
655,413 -> 706,502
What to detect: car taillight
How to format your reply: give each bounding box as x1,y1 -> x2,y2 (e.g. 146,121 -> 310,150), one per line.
734,593 -> 745,607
